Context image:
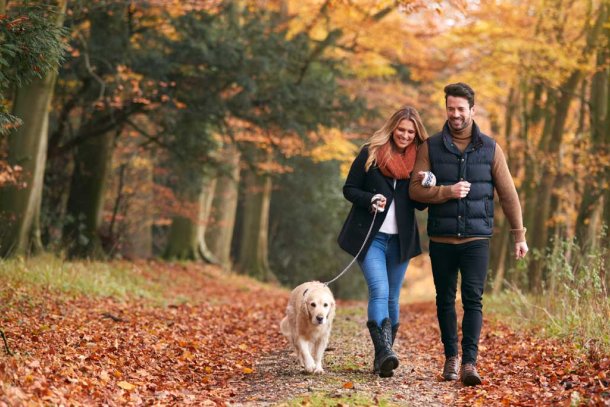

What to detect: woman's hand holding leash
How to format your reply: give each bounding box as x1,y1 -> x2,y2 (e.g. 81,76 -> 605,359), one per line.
371,194 -> 387,213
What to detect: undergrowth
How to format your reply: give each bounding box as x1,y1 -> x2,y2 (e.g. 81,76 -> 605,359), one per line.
0,255 -> 163,302
488,231 -> 610,355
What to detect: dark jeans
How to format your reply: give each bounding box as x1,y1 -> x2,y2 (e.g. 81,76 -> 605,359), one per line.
429,239 -> 490,365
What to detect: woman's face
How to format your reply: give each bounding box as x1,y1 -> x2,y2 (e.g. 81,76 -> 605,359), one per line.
392,119 -> 417,151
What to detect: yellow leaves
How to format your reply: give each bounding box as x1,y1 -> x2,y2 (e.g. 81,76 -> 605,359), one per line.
117,381 -> 136,391
310,128 -> 358,163
99,371 -> 111,382
351,52 -> 397,79
242,367 -> 254,374
181,350 -> 194,361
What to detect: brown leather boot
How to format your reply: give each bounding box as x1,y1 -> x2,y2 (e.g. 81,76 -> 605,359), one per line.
442,355 -> 459,381
460,363 -> 482,386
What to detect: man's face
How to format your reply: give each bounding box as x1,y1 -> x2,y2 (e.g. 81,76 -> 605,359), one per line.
446,95 -> 475,131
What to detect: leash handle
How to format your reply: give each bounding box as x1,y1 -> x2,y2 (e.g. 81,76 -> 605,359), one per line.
324,205 -> 379,286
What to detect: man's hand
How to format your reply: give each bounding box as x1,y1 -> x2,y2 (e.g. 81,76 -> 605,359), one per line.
514,241 -> 528,259
449,181 -> 471,199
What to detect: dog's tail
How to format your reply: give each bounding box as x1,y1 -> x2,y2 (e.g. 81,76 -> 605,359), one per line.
279,316 -> 291,338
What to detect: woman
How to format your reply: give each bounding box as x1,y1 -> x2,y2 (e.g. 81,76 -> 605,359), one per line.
337,106 -> 428,378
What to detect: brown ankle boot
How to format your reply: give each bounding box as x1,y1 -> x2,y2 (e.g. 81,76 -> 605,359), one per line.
442,356 -> 459,381
460,363 -> 482,386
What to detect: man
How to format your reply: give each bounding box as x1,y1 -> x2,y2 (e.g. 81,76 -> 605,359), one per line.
409,83 -> 528,386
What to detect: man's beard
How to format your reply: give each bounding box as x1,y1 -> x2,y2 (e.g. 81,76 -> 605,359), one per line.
448,116 -> 471,131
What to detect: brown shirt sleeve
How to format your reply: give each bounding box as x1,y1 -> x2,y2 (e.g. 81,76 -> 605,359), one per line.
493,144 -> 526,243
409,141 -> 454,204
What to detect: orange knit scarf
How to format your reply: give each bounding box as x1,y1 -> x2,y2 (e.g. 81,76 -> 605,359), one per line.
377,142 -> 416,180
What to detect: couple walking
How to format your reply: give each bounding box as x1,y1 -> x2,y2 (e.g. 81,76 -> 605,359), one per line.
338,82 -> 529,385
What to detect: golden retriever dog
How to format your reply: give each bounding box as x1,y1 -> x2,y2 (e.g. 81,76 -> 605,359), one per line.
280,281 -> 336,374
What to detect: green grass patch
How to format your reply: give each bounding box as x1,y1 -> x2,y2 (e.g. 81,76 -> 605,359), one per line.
279,391 -> 395,407
0,255 -> 164,302
487,234 -> 610,355
486,290 -> 610,354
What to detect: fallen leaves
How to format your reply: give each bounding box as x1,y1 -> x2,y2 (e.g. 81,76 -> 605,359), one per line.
456,321 -> 610,406
1,261 -> 608,405
0,261 -> 288,405
117,381 -> 136,391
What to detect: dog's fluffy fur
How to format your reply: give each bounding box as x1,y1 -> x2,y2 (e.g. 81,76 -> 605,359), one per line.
280,281 -> 336,374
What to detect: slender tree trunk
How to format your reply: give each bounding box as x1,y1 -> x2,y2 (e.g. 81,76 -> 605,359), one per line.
62,2 -> 129,258
576,17 -> 609,248
527,1 -> 607,290
196,176 -> 219,263
490,87 -> 518,293
236,166 -> 275,282
492,219 -> 511,295
122,153 -> 153,259
163,166 -> 204,260
528,72 -> 580,292
523,90 -> 554,242
63,132 -> 114,258
206,144 -> 241,269
164,165 -> 220,262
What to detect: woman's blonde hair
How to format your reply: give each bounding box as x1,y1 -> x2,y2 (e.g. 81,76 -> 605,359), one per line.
364,106 -> 429,171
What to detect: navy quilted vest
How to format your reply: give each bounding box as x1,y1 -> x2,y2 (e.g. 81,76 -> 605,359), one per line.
427,121 -> 496,238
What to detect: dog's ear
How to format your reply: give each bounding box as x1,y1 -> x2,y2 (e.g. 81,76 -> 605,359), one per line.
328,299 -> 336,321
300,296 -> 310,320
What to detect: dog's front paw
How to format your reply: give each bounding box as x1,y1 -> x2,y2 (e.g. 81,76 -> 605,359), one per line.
304,363 -> 316,374
313,366 -> 325,374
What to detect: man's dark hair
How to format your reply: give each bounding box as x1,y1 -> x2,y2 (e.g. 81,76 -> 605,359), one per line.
444,82 -> 475,108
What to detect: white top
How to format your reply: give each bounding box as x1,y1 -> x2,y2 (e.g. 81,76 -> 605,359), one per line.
379,179 -> 398,234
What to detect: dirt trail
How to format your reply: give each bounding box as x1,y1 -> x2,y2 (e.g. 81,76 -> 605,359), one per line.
235,301 -> 458,406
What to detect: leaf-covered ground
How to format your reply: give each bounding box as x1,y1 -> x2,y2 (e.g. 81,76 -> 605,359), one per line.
0,261 -> 608,406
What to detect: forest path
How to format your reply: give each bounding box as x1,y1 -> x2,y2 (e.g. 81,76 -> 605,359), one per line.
235,301 -> 457,406
1,262 -> 608,406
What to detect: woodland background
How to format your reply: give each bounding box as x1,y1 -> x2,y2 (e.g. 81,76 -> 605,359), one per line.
0,0 -> 609,313
1,1 -> 609,404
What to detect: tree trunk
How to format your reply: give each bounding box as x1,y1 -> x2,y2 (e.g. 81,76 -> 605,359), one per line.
196,176 -> 219,263
527,2 -> 607,291
164,216 -> 199,260
122,153 -> 153,259
528,72 -> 580,292
163,167 -> 219,262
575,15 -> 609,248
523,90 -> 554,240
62,2 -> 129,258
236,167 -> 275,282
63,132 -> 114,258
490,87 -> 517,293
0,0 -> 67,258
0,73 -> 58,257
492,219 -> 510,295
206,144 -> 241,269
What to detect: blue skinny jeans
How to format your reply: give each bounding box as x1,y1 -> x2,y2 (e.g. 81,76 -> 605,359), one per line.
358,232 -> 408,327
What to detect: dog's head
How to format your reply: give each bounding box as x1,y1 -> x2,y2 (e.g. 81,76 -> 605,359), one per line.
301,285 -> 335,326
